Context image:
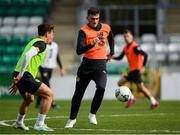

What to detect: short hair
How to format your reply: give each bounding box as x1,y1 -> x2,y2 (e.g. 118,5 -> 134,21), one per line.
123,29 -> 133,35
88,7 -> 100,16
38,23 -> 54,36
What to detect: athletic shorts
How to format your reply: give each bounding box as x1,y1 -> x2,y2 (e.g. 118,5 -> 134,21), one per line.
12,71 -> 42,94
124,70 -> 142,83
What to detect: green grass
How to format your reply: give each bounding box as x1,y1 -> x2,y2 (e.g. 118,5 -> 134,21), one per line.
0,99 -> 180,134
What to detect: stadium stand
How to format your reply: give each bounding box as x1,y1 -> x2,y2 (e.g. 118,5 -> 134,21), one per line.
0,0 -> 52,75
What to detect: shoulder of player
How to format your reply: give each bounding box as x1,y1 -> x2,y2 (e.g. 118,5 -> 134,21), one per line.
101,23 -> 111,28
33,41 -> 46,53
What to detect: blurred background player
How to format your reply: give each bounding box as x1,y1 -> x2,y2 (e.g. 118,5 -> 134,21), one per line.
65,7 -> 114,128
113,29 -> 158,110
35,41 -> 64,109
9,23 -> 54,131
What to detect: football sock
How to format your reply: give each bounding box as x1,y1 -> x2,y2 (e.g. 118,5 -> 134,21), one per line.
17,113 -> 25,123
150,97 -> 157,104
35,113 -> 46,126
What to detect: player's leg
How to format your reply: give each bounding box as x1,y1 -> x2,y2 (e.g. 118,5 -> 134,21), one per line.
117,77 -> 127,86
39,67 -> 59,109
122,72 -> 136,108
35,67 -> 51,108
19,93 -> 34,115
12,93 -> 34,130
89,69 -> 107,125
65,76 -> 91,128
33,83 -> 54,131
137,82 -> 158,109
35,96 -> 42,108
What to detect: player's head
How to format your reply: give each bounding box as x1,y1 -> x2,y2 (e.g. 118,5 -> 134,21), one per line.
38,23 -> 54,44
123,29 -> 134,45
87,7 -> 100,28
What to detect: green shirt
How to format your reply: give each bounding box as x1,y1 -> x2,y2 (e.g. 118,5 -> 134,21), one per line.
15,38 -> 46,78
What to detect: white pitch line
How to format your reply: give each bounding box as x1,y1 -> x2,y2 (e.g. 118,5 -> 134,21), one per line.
0,113 -> 170,123
53,127 -> 180,134
0,121 -> 11,126
99,113 -> 171,117
0,113 -> 179,134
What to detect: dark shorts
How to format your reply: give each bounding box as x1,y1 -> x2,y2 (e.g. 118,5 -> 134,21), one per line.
124,70 -> 142,83
12,71 -> 42,94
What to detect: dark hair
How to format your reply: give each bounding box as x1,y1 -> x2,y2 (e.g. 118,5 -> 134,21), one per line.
38,23 -> 54,36
123,29 -> 133,35
88,7 -> 100,16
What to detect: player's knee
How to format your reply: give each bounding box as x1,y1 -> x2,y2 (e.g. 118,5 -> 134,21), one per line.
26,96 -> 34,105
49,90 -> 54,98
45,89 -> 53,101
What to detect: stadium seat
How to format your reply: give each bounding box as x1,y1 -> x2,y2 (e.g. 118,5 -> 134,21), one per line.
16,16 -> 29,26
13,26 -> 27,38
19,8 -> 34,16
0,26 -> 13,38
6,46 -> 18,54
33,8 -> 47,17
0,0 -> 11,6
6,8 -> 19,16
141,43 -> 153,53
0,37 -> 8,45
155,43 -> 168,63
141,33 -> 157,43
0,17 -> 2,26
141,43 -> 153,60
21,37 -> 31,45
11,0 -> 24,6
9,37 -> 23,46
26,25 -> 38,38
0,45 -> 4,55
0,7 -> 6,17
37,0 -> 51,6
167,43 -> 180,62
3,17 -> 16,26
29,16 -> 43,26
26,0 -> 36,5
169,35 -> 180,43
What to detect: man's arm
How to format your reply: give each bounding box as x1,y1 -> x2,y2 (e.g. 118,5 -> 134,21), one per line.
76,30 -> 94,55
134,46 -> 148,66
56,55 -> 63,69
107,30 -> 115,56
18,47 -> 38,77
113,50 -> 125,60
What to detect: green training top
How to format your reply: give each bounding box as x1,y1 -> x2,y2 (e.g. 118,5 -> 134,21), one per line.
15,38 -> 46,78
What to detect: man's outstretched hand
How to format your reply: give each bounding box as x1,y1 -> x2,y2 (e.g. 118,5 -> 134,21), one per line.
9,76 -> 21,95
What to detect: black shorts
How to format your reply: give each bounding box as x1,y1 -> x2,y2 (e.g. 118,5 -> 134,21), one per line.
124,70 -> 142,83
12,71 -> 42,94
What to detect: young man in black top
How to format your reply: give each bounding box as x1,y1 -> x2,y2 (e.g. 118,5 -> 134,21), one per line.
65,7 -> 114,128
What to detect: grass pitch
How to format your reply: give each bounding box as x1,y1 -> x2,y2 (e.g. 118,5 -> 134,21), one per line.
0,98 -> 180,134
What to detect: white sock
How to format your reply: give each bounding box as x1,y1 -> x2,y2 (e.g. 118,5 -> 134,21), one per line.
16,113 -> 25,124
150,97 -> 157,104
35,113 -> 46,126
